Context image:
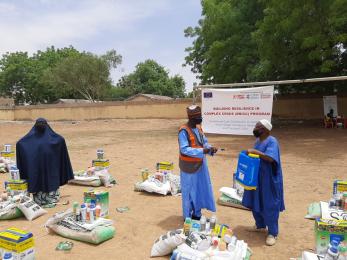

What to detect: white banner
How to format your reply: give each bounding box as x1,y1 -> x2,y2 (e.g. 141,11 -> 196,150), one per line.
323,95 -> 338,117
202,86 -> 274,135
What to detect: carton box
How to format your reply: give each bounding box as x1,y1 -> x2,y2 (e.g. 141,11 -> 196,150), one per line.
333,180 -> 347,195
315,218 -> 347,255
92,159 -> 110,169
84,189 -> 109,218
0,228 -> 34,260
4,180 -> 28,196
0,152 -> 15,158
156,162 -> 174,171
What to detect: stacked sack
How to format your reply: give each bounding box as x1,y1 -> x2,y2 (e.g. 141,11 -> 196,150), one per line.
69,149 -> 116,187
134,162 -> 181,196
45,191 -> 115,245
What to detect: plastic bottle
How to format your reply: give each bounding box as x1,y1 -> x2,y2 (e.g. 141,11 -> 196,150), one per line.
184,218 -> 192,236
86,205 -> 90,222
212,236 -> 219,248
89,204 -> 96,223
72,201 -> 79,217
224,234 -> 232,245
75,207 -> 81,222
200,216 -> 206,232
97,148 -> 104,159
324,246 -> 339,260
3,252 -> 13,260
4,144 -> 11,153
343,193 -> 347,211
80,204 -> 87,222
95,203 -> 101,218
210,215 -> 217,230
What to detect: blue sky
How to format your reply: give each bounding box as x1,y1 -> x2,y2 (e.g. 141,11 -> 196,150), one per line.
0,0 -> 202,92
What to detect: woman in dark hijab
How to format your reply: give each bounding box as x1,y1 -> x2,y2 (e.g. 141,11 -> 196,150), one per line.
16,118 -> 74,206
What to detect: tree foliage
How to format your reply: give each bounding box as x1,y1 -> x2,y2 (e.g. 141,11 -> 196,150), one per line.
185,0 -> 347,94
0,47 -> 122,104
117,59 -> 186,98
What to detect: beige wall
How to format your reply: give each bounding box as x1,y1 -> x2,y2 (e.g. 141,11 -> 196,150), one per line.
128,96 -> 150,102
0,97 -> 346,121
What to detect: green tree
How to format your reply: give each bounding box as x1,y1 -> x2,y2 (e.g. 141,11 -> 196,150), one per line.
185,0 -> 347,94
0,46 -> 81,104
0,52 -> 31,104
117,59 -> 186,98
184,0 -> 265,84
253,0 -> 347,93
46,52 -> 114,102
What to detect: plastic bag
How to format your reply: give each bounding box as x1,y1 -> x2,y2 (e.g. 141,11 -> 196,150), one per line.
218,187 -> 249,210
168,174 -> 181,195
305,202 -> 321,219
135,177 -> 171,196
0,201 -> 23,220
69,176 -> 102,187
17,195 -> 47,221
150,229 -> 185,257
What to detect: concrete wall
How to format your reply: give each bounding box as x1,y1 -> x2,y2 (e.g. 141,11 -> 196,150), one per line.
0,96 -> 346,121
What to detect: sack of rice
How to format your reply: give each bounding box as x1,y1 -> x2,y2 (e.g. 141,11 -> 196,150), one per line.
150,229 -> 185,257
17,195 -> 47,221
0,201 -> 23,220
45,210 -> 115,245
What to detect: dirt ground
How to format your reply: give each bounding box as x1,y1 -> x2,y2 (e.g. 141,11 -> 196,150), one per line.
0,119 -> 346,260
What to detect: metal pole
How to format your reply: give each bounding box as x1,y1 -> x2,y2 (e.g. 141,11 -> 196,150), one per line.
193,87 -> 196,104
196,75 -> 347,89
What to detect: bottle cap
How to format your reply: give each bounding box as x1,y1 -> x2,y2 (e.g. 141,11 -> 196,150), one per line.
185,217 -> 192,223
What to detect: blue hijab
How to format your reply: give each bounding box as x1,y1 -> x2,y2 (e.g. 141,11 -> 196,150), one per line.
242,136 -> 285,215
16,118 -> 74,193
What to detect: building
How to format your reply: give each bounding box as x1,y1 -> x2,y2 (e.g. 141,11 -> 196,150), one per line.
125,94 -> 173,102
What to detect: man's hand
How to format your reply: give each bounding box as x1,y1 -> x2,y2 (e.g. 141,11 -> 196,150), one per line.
211,147 -> 218,154
203,148 -> 211,154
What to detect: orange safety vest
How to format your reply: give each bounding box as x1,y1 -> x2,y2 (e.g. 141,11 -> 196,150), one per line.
178,124 -> 204,173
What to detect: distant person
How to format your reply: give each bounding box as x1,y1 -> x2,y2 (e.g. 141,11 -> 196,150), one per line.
178,105 -> 218,220
16,118 -> 74,206
242,119 -> 285,246
326,108 -> 337,127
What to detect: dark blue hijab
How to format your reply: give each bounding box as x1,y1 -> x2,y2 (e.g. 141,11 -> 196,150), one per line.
16,118 -> 74,193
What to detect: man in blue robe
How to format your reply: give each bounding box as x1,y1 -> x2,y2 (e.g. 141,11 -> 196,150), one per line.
178,105 -> 218,220
242,119 -> 285,246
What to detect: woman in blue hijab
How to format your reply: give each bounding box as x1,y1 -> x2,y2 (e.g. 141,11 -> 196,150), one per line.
242,119 -> 285,246
16,118 -> 74,206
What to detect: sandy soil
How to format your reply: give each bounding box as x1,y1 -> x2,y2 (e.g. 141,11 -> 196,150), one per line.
0,119 -> 346,260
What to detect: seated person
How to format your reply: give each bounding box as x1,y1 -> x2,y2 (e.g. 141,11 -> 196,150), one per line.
326,109 -> 337,127
16,118 -> 74,206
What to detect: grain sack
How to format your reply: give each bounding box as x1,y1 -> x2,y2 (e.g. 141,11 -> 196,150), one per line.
46,210 -> 115,245
0,201 -> 23,220
150,229 -> 185,257
17,195 -> 47,220
69,175 -> 102,187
